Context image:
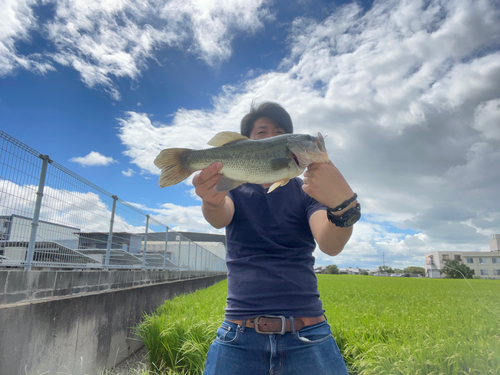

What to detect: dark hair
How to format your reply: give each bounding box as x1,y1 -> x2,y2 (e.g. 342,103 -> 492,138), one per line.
240,102 -> 293,137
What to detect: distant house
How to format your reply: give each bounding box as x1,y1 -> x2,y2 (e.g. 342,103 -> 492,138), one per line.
314,266 -> 325,274
349,267 -> 363,275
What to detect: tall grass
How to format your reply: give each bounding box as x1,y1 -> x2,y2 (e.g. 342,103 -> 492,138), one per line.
321,276 -> 500,375
138,276 -> 500,374
137,283 -> 226,374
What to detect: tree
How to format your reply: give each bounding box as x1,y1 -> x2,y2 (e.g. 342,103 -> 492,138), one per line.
403,266 -> 425,276
378,265 -> 394,274
440,259 -> 474,279
324,264 -> 339,274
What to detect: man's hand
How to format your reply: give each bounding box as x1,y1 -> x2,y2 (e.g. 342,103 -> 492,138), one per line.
193,162 -> 235,229
302,160 -> 356,211
193,162 -> 228,208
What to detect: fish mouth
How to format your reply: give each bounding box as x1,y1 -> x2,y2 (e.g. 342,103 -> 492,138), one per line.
289,133 -> 329,168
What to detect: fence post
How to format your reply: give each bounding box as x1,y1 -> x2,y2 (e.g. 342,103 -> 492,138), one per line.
26,155 -> 50,270
163,226 -> 169,269
104,195 -> 118,269
187,241 -> 191,269
177,235 -> 181,270
142,215 -> 150,268
194,245 -> 198,270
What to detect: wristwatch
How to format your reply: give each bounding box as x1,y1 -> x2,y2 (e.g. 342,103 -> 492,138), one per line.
327,203 -> 361,227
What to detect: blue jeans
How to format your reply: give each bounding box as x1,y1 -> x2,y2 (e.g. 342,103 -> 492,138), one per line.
203,320 -> 349,375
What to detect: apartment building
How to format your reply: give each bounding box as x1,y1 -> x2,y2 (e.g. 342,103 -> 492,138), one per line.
425,234 -> 500,279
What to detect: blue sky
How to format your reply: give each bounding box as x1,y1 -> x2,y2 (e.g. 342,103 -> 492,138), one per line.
1,0 -> 500,270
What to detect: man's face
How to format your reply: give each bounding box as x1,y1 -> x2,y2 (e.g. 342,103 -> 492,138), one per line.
249,117 -> 286,140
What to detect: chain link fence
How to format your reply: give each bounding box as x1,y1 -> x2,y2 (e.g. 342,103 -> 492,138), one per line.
0,131 -> 227,272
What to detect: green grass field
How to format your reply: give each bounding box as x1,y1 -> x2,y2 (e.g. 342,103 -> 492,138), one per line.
137,275 -> 500,374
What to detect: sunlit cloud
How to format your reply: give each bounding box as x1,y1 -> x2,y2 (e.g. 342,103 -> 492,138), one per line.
122,168 -> 135,177
70,151 -> 118,167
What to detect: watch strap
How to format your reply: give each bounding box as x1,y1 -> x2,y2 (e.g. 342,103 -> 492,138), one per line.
330,193 -> 358,212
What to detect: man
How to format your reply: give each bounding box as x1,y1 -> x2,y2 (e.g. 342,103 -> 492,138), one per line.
194,102 -> 359,374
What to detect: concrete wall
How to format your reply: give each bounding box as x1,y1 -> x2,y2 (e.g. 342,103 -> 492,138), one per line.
0,269 -> 221,305
0,270 -> 226,375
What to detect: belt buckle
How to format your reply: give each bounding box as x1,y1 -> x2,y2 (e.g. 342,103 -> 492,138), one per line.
254,315 -> 286,335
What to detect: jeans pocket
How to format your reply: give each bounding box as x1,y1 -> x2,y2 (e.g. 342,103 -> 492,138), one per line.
295,321 -> 333,344
215,322 -> 240,344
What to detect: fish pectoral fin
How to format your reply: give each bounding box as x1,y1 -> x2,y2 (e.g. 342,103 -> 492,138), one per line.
214,175 -> 245,192
208,132 -> 248,147
269,158 -> 290,171
267,178 -> 290,194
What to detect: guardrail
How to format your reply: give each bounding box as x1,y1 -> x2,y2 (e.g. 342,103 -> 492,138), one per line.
0,130 -> 226,272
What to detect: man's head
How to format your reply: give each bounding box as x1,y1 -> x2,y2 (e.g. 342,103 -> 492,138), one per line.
240,102 -> 293,140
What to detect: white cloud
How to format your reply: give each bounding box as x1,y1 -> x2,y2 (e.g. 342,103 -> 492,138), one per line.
1,0 -> 271,99
0,0 -> 54,76
160,0 -> 273,65
130,201 -> 224,234
118,0 -> 500,268
122,168 -> 134,177
70,151 -> 118,167
472,98 -> 500,140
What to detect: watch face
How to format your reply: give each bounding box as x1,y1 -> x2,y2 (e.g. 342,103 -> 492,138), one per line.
346,211 -> 361,226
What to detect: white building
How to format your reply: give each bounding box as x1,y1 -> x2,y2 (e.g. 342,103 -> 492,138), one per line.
0,214 -> 80,244
424,234 -> 500,279
141,232 -> 226,269
0,214 -> 80,261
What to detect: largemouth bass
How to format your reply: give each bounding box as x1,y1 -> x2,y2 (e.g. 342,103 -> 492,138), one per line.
154,131 -> 328,193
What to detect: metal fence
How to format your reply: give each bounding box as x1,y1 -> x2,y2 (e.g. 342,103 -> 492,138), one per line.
0,130 -> 227,272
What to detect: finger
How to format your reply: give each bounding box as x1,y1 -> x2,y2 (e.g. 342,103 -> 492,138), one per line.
303,169 -> 313,178
195,174 -> 222,196
198,162 -> 223,182
327,160 -> 339,170
306,162 -> 321,170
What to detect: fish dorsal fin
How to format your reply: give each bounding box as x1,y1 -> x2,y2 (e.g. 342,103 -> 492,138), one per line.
208,132 -> 248,147
214,175 -> 245,192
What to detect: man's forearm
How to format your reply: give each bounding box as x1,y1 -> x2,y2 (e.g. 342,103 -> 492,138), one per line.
309,210 -> 353,256
202,198 -> 234,229
317,223 -> 353,256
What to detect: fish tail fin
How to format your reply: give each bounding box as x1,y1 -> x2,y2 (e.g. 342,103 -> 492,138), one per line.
154,148 -> 192,188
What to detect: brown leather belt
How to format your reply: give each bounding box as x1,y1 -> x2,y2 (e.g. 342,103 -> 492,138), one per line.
226,315 -> 325,335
